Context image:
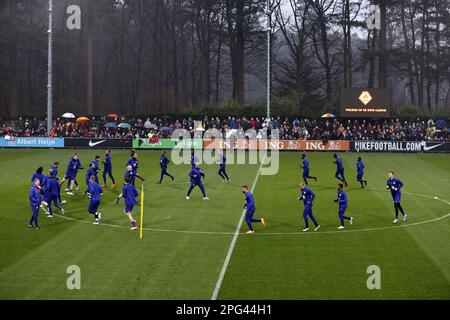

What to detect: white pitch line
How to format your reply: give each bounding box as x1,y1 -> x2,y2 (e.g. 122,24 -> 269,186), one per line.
55,211 -> 450,235
54,189 -> 450,236
210,155 -> 266,301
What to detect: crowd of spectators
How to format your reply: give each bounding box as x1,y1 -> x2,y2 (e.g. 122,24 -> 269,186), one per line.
1,115 -> 448,141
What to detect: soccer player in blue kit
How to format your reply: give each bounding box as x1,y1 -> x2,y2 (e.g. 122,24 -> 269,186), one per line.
84,175 -> 103,224
50,161 -> 66,204
158,151 -> 174,184
31,167 -> 44,186
386,172 -> 407,224
126,152 -> 139,186
115,177 -> 139,231
333,153 -> 348,186
299,183 -> 320,232
62,153 -> 83,195
102,149 -> 116,188
356,156 -> 368,188
91,155 -> 101,183
242,185 -> 265,234
301,154 -> 317,185
28,177 -> 43,230
42,169 -> 64,217
218,153 -> 230,183
186,163 -> 209,200
334,183 -> 353,230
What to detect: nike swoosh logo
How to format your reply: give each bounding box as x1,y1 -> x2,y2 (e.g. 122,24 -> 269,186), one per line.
423,143 -> 444,151
89,140 -> 107,147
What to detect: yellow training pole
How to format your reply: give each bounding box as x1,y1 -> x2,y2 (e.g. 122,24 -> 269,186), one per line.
139,181 -> 144,239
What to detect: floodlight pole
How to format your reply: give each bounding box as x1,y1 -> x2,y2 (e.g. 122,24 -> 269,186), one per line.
47,0 -> 53,136
266,0 -> 271,122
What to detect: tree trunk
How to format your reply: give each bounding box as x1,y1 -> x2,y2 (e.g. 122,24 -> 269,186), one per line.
377,0 -> 387,89
400,0 -> 415,104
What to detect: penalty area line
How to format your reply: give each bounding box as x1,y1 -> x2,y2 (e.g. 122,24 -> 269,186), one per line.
210,155 -> 267,301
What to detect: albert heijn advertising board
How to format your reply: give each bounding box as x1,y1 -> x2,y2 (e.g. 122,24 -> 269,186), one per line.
203,139 -> 350,151
0,137 -> 64,148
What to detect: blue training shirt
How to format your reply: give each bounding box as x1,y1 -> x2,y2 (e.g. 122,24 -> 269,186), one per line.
122,183 -> 139,206
88,182 -> 102,202
245,191 -> 256,210
300,187 -> 315,205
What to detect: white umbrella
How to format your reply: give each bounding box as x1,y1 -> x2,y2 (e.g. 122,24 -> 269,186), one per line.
62,112 -> 76,119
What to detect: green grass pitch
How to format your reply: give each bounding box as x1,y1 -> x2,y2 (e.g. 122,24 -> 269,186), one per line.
0,149 -> 449,299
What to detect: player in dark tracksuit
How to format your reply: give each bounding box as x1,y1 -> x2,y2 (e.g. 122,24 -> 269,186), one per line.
62,153 -> 83,194
31,167 -> 44,187
91,156 -> 101,184
126,153 -> 139,186
387,172 -> 407,224
356,157 -> 368,188
115,177 -> 139,231
28,178 -> 43,230
242,185 -> 265,234
218,154 -> 230,182
86,175 -> 103,224
301,154 -> 317,185
102,150 -> 116,188
335,183 -> 353,229
158,151 -> 174,184
50,161 -> 65,204
42,169 -> 64,217
299,183 -> 320,232
333,153 -> 348,186
186,163 -> 209,200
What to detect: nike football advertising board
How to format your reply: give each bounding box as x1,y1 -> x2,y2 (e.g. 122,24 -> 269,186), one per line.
64,138 -> 132,148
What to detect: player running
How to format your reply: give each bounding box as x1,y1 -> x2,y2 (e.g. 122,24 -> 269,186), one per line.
386,172 -> 407,224
50,161 -> 66,204
102,149 -> 116,188
115,177 -> 139,231
333,153 -> 348,186
356,157 -> 368,188
158,151 -> 174,184
84,175 -> 103,225
91,155 -> 101,183
31,167 -> 44,186
42,169 -> 64,217
126,152 -> 139,186
61,153 -> 83,195
301,154 -> 317,185
334,183 -> 353,230
299,183 -> 320,232
186,163 -> 209,200
218,153 -> 230,183
125,165 -> 145,185
28,177 -> 43,230
242,185 -> 265,234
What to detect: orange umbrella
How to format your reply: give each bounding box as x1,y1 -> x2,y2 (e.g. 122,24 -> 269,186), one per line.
76,116 -> 90,123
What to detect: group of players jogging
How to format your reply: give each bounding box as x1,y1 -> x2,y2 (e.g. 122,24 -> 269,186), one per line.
28,149 -> 407,234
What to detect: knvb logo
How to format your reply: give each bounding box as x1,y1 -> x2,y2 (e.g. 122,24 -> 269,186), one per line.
367,5 -> 381,30
66,5 -> 81,30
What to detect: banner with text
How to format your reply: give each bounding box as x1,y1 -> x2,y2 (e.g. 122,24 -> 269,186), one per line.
204,139 -> 350,151
133,138 -> 203,149
64,138 -> 132,149
0,137 -> 64,148
351,141 -> 450,152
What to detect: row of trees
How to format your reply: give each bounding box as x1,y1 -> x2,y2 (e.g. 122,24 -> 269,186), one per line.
0,0 -> 449,118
